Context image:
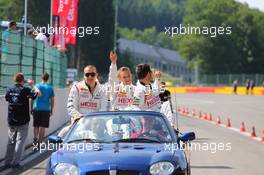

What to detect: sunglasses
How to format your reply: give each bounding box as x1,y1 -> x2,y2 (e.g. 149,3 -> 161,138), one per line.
85,72 -> 96,77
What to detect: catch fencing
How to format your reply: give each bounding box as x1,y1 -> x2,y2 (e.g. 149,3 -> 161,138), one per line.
0,30 -> 67,95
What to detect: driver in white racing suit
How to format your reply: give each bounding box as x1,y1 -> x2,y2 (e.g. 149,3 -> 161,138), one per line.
133,64 -> 162,112
107,51 -> 135,110
133,64 -> 174,124
58,65 -> 108,137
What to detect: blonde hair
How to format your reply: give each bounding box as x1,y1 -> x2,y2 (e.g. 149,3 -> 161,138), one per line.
117,67 -> 132,78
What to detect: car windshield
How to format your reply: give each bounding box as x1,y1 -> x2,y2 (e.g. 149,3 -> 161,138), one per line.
66,114 -> 173,143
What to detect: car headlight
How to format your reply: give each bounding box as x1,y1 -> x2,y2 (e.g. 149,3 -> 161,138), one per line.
149,161 -> 175,175
54,163 -> 79,175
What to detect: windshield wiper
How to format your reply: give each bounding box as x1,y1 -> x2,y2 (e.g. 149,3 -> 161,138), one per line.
112,138 -> 161,143
67,138 -> 103,143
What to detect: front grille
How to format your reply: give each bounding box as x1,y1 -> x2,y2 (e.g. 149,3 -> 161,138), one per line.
86,170 -> 108,175
86,170 -> 140,175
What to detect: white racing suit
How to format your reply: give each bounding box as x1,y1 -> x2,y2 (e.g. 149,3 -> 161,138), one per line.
133,80 -> 174,125
67,80 -> 108,120
106,63 -> 136,137
133,80 -> 162,112
108,63 -> 135,110
58,80 -> 108,137
160,101 -> 174,125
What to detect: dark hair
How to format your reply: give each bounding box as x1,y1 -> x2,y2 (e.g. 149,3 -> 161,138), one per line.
83,65 -> 97,73
136,64 -> 151,79
161,82 -> 166,85
14,72 -> 24,83
9,21 -> 17,28
42,72 -> 49,82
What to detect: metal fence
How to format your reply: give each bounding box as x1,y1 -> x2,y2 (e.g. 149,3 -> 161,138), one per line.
199,74 -> 264,86
0,30 -> 67,95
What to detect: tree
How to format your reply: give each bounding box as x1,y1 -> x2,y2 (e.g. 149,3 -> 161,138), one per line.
0,0 -> 24,21
173,0 -> 264,73
118,0 -> 184,32
78,0 -> 115,75
28,0 -> 50,26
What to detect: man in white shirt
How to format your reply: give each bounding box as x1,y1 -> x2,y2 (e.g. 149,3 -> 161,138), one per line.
59,65 -> 108,137
133,64 -> 162,112
35,28 -> 48,46
67,65 -> 108,120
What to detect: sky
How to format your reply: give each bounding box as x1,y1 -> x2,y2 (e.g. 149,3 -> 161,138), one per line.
235,0 -> 264,12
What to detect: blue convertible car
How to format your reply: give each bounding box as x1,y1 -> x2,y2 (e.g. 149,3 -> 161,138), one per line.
46,111 -> 195,175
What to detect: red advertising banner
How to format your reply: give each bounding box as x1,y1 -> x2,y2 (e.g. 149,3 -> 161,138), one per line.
52,0 -> 59,16
65,0 -> 79,44
52,0 -> 78,46
52,0 -> 70,17
53,17 -> 60,46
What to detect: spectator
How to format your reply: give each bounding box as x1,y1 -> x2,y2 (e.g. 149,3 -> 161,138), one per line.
159,82 -> 171,102
233,80 -> 238,95
245,79 -> 250,95
35,28 -> 48,45
32,72 -> 55,145
4,73 -> 40,170
27,29 -> 37,39
2,21 -> 20,52
8,21 -> 19,32
250,80 -> 255,95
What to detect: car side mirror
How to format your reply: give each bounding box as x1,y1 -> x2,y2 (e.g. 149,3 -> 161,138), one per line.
48,135 -> 63,143
179,132 -> 195,142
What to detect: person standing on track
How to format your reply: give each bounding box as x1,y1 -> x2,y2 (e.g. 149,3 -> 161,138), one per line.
245,79 -> 250,95
4,72 -> 41,170
31,72 -> 55,145
233,80 -> 238,95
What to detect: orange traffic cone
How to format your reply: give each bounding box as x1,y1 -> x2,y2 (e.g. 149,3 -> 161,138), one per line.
240,122 -> 246,132
186,108 -> 189,115
199,112 -> 202,119
203,112 -> 208,120
208,113 -> 212,121
182,107 -> 185,115
177,107 -> 181,113
216,116 -> 221,125
226,118 -> 231,128
251,126 -> 257,137
192,110 -> 196,117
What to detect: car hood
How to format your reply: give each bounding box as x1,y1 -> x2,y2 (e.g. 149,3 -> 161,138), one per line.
50,143 -> 184,167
